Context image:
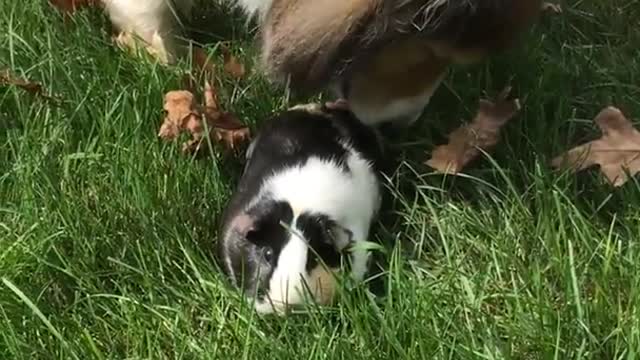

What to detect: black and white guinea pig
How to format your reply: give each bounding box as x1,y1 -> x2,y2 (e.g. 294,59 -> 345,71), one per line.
217,103 -> 384,314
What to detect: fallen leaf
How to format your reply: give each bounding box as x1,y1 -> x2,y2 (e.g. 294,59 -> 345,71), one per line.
221,45 -> 246,79
541,2 -> 562,13
184,120 -> 251,154
212,113 -> 252,150
160,89 -> 208,154
203,80 -> 220,118
192,47 -> 216,76
158,90 -> 199,140
214,111 -> 250,131
201,80 -> 250,151
551,107 -> 640,187
159,80 -> 250,155
181,48 -> 217,94
1,69 -> 57,101
1,70 -> 43,94
425,87 -> 521,174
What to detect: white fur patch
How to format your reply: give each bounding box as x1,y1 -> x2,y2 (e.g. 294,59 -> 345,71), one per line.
255,228 -> 309,313
103,0 -> 191,38
252,147 -> 381,313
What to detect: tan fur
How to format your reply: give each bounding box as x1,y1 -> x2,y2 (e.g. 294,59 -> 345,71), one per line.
259,0 -> 381,91
345,39 -> 450,125
260,0 -> 542,87
255,0 -> 544,124
350,38 -> 450,102
307,266 -> 339,306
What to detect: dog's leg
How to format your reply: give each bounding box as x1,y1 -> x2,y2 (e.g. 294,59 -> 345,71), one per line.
103,0 -> 193,64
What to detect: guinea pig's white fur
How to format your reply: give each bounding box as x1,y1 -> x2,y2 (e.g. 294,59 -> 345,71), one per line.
218,104 -> 384,315
252,142 -> 380,313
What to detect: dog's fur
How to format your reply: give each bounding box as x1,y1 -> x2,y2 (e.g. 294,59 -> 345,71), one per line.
103,0 -> 193,63
100,1 -> 544,122
237,0 -> 544,125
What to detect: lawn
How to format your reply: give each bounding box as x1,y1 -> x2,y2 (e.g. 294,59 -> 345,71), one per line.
2,0 -> 640,359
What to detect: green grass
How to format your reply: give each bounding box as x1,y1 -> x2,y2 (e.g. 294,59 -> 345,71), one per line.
2,0 -> 640,358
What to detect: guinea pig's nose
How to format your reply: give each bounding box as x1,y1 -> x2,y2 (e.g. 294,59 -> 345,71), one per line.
237,248 -> 276,298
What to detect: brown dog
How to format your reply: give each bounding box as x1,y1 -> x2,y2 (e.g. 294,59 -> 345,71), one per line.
237,0 -> 546,126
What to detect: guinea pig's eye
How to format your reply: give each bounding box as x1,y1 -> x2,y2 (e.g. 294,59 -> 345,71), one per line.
263,248 -> 274,263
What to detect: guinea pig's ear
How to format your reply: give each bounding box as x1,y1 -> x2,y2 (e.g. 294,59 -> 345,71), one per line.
227,212 -> 271,244
228,212 -> 257,238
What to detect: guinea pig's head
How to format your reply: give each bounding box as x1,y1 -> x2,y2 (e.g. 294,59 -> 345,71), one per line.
219,199 -> 351,314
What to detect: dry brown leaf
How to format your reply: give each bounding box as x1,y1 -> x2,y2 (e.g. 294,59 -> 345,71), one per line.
201,80 -> 250,151
221,45 -> 246,79
203,80 -> 220,118
192,47 -> 216,76
425,87 -> 521,174
551,107 -> 640,187
542,2 -> 562,13
159,80 -> 250,155
212,113 -> 251,150
214,111 -> 249,131
181,117 -> 250,154
158,90 -> 199,140
181,49 -> 216,93
1,69 -> 58,101
1,70 -> 43,94
201,80 -> 247,131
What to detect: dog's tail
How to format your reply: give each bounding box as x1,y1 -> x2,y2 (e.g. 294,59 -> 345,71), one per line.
256,0 -> 380,93
257,0 -> 542,93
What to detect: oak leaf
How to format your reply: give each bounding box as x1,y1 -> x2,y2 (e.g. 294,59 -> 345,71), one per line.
1,69 -> 58,101
425,87 -> 521,174
221,45 -> 246,79
210,113 -> 251,151
192,47 -> 216,77
426,88 -> 520,174
203,81 -> 249,151
159,80 -> 250,155
551,107 -> 640,187
158,90 -> 198,140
